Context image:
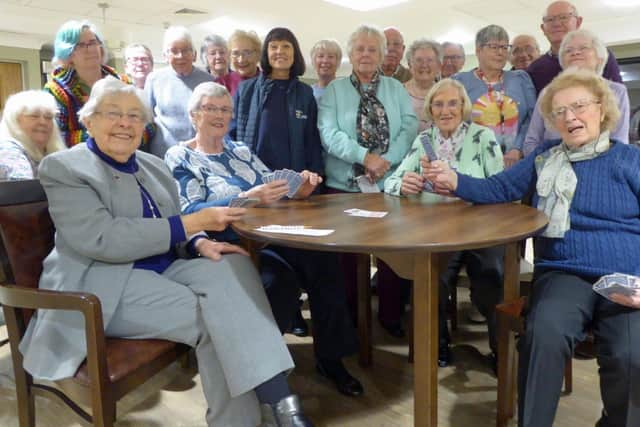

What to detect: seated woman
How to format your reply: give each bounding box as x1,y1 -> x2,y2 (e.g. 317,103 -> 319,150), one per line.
19,77 -> 312,427
166,81 -> 363,398
523,29 -> 630,156
425,69 -> 640,427
385,78 -> 504,367
0,90 -> 65,180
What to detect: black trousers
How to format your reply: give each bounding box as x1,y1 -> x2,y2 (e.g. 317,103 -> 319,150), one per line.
259,245 -> 359,361
438,246 -> 505,352
518,270 -> 640,427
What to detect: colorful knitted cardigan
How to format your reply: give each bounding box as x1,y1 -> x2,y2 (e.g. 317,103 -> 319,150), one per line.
44,65 -> 154,148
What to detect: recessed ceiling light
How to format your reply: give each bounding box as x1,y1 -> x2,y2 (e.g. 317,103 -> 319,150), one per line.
602,0 -> 640,7
322,0 -> 410,12
436,28 -> 475,45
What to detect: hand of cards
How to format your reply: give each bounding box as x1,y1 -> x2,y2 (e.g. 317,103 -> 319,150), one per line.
421,136 -> 437,193
228,197 -> 260,207
263,169 -> 303,198
593,273 -> 640,300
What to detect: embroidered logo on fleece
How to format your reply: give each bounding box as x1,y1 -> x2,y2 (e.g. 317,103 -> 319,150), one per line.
295,110 -> 307,120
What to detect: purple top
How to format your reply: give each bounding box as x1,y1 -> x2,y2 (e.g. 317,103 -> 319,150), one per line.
527,49 -> 622,95
523,80 -> 630,157
215,69 -> 260,96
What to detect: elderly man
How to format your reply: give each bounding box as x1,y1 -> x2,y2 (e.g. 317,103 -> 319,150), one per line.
441,41 -> 466,78
381,27 -> 412,82
125,44 -> 154,89
509,35 -> 540,70
527,0 -> 622,94
145,26 -> 213,158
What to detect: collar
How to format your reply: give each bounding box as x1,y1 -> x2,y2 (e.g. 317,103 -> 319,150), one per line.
87,137 -> 139,174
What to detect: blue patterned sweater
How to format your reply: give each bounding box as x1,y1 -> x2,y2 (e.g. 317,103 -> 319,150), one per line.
455,140 -> 640,278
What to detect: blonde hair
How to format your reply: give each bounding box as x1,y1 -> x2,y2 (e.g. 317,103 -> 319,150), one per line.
310,39 -> 343,65
539,68 -> 619,133
346,24 -> 386,64
0,91 -> 65,162
228,30 -> 262,57
424,78 -> 472,122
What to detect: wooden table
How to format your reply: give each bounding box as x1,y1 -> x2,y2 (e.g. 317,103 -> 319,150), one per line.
232,192 -> 548,427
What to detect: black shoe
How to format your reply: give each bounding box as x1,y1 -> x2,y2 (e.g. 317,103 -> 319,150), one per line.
488,352 -> 498,375
380,320 -> 406,338
289,310 -> 309,337
438,343 -> 452,367
316,359 -> 364,397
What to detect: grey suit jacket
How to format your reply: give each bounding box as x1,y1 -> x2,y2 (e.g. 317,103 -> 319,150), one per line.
20,143 -> 187,380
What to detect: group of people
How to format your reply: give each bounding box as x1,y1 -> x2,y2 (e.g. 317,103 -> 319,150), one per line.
0,0 -> 638,426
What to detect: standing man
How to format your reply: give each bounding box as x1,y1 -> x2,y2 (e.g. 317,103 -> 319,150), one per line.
124,44 -> 154,90
527,0 -> 622,94
441,41 -> 466,78
381,27 -> 412,83
509,35 -> 540,70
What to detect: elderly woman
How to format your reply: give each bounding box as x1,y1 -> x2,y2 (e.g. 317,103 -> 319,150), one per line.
200,33 -> 239,93
310,39 -> 342,102
45,20 -> 152,148
225,30 -> 262,95
523,29 -> 630,156
19,76 -> 311,427
318,24 -> 417,338
453,25 -> 536,168
426,69 -> 640,427
404,39 -> 442,132
167,81 -> 362,397
145,26 -> 213,158
385,79 -> 504,366
0,91 -> 65,180
124,43 -> 153,89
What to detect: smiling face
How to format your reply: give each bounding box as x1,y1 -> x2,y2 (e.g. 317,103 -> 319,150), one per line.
541,1 -> 582,48
17,110 -> 55,149
313,48 -> 339,81
409,47 -> 441,84
84,93 -> 145,162
509,35 -> 540,70
430,86 -> 464,137
551,86 -> 602,148
206,44 -> 229,76
267,39 -> 294,76
561,34 -> 601,72
125,46 -> 153,82
349,35 -> 382,81
441,44 -> 465,78
229,38 -> 259,78
476,39 -> 509,74
192,95 -> 233,140
383,28 -> 404,71
166,39 -> 195,76
69,29 -> 103,70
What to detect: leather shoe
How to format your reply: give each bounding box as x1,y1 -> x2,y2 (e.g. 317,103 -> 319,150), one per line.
316,360 -> 364,397
289,310 -> 309,337
438,343 -> 452,367
380,320 -> 406,338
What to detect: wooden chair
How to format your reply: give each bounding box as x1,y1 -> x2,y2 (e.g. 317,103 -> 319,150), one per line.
0,179 -> 189,427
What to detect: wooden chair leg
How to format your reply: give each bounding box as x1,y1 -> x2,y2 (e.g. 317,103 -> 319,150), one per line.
564,356 -> 573,394
14,363 -> 36,427
92,394 -> 116,427
408,285 -> 414,363
496,310 -> 516,427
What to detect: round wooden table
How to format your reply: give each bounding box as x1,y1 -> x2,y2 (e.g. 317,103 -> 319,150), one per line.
233,192 -> 548,427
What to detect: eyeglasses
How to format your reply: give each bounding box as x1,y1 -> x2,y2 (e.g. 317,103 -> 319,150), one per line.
483,43 -> 511,53
563,45 -> 593,55
411,57 -> 438,66
550,99 -> 600,120
23,112 -> 56,120
95,110 -> 145,124
75,39 -> 101,51
127,56 -> 151,64
542,13 -> 576,24
199,105 -> 233,115
443,55 -> 464,63
431,100 -> 461,110
230,49 -> 256,58
511,46 -> 538,56
167,48 -> 194,58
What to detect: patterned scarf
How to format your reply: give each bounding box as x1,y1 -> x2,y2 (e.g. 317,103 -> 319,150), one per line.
536,131 -> 610,238
350,71 -> 390,177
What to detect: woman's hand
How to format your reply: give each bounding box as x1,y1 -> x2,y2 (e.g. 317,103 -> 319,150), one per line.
364,153 -> 390,181
182,207 -> 246,234
293,170 -> 323,199
401,172 -> 425,195
242,180 -> 289,204
195,239 -> 249,261
421,157 -> 458,196
608,292 -> 640,309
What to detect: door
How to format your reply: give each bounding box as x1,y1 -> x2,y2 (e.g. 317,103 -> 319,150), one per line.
0,62 -> 24,114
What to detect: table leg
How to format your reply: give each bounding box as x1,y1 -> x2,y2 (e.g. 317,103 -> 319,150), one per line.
413,250 -> 439,427
356,253 -> 372,367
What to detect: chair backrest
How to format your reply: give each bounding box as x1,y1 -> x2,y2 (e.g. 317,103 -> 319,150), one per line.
0,180 -> 52,291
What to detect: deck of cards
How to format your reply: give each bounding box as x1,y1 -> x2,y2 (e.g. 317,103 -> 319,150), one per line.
228,197 -> 260,207
420,136 -> 438,193
263,169 -> 303,198
593,273 -> 640,300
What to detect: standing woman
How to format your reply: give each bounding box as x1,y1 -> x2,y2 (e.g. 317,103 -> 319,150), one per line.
318,24 -> 417,337
404,39 -> 442,132
310,39 -> 342,102
45,20 -> 152,148
201,34 -> 232,83
225,30 -> 262,96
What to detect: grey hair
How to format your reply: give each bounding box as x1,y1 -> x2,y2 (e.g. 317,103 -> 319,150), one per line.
200,34 -> 228,67
406,38 -> 442,65
163,26 -> 194,53
78,76 -> 152,124
0,90 -> 65,161
424,78 -> 472,122
310,39 -> 343,65
558,29 -> 608,76
441,41 -> 465,57
544,1 -> 579,19
346,24 -> 387,61
187,82 -> 232,127
476,25 -> 509,48
125,43 -> 153,63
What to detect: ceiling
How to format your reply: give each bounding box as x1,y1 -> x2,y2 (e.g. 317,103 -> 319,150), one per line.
2,0 -> 640,78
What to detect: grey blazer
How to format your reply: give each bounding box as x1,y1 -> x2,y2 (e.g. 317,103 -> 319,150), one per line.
20,144 -> 188,380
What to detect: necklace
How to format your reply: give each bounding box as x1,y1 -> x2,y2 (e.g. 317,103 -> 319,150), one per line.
137,179 -> 159,219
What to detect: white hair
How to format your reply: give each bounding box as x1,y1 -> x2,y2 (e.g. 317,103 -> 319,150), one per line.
347,24 -> 387,62
77,76 -> 152,124
558,29 -> 609,76
163,26 -> 194,53
187,82 -> 232,127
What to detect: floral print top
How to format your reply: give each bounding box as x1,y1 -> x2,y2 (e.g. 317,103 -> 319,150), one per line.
0,139 -> 38,180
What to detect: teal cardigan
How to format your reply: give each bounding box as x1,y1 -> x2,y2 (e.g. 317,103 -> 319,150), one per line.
318,75 -> 418,192
384,122 -> 504,196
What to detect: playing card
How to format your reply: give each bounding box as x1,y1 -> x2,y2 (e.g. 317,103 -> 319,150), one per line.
421,136 -> 438,162
286,173 -> 303,198
423,180 -> 435,193
356,175 -> 380,193
262,172 -> 275,184
228,197 -> 247,207
593,273 -> 640,302
598,284 -> 638,298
